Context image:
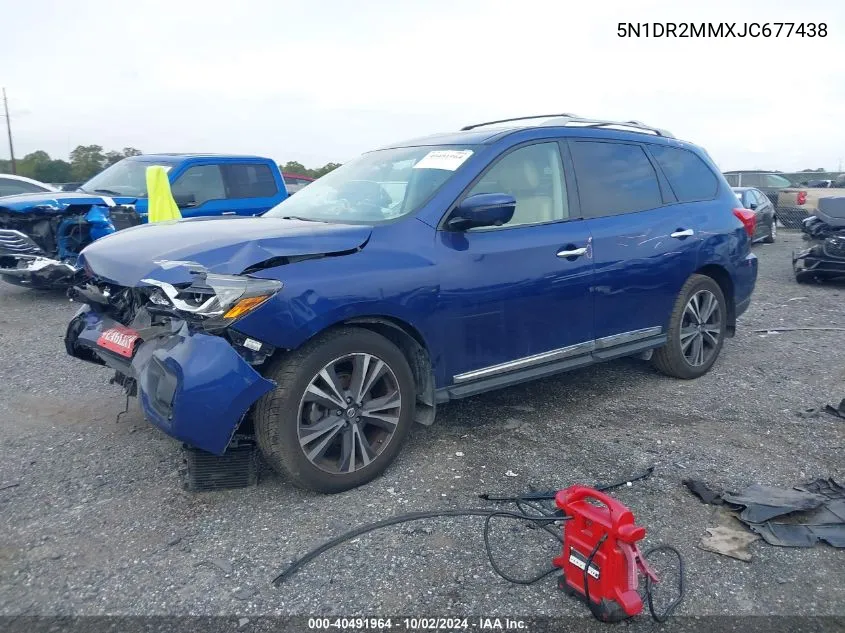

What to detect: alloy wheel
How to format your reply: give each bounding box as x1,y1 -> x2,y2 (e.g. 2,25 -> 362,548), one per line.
679,290 -> 722,367
297,353 -> 402,474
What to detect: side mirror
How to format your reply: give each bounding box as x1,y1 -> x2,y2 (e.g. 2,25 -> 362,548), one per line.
173,193 -> 198,208
749,202 -> 758,210
447,193 -> 516,231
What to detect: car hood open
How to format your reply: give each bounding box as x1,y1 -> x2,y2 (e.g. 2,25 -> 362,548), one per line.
78,216 -> 372,286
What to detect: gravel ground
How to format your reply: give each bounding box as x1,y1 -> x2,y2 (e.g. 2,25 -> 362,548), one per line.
0,231 -> 843,620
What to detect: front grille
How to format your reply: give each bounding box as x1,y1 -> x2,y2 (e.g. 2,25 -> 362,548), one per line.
823,237 -> 845,259
0,229 -> 45,256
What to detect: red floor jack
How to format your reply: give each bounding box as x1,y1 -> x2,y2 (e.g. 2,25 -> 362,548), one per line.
553,486 -> 662,622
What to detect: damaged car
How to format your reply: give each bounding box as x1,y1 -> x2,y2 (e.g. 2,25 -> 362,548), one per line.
794,196 -> 845,283
0,154 -> 288,288
65,115 -> 758,493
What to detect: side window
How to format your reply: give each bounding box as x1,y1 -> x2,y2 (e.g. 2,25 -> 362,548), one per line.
223,163 -> 278,198
170,165 -> 226,205
465,142 -> 567,228
764,174 -> 792,188
0,178 -> 49,195
569,141 -> 662,217
724,174 -> 740,187
740,173 -> 762,187
751,190 -> 764,206
649,145 -> 717,202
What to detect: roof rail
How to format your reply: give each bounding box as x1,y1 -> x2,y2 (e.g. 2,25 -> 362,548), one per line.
539,116 -> 674,138
460,114 -> 580,131
460,114 -> 674,138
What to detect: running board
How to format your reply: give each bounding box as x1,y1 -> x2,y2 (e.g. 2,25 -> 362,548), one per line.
436,335 -> 666,403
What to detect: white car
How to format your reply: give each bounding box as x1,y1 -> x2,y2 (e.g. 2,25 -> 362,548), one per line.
0,174 -> 58,197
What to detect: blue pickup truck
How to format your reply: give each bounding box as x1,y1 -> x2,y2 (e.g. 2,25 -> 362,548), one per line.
0,153 -> 289,288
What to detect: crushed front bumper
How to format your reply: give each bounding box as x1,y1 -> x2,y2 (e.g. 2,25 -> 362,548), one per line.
0,256 -> 78,288
0,229 -> 78,287
65,307 -> 275,454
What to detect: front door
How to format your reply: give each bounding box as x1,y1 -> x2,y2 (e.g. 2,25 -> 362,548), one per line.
436,141 -> 594,384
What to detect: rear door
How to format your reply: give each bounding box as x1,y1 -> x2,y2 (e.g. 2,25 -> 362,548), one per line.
568,139 -> 715,343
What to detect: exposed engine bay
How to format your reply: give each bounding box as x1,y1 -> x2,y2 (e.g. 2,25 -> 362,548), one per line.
64,267 -> 282,455
66,269 -> 279,372
0,200 -> 140,288
793,197 -> 845,283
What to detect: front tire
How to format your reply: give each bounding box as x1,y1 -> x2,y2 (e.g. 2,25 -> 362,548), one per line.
254,327 -> 415,493
652,275 -> 727,379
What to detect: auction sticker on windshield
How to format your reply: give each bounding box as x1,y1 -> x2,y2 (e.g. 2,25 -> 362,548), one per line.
97,325 -> 140,358
413,149 -> 473,171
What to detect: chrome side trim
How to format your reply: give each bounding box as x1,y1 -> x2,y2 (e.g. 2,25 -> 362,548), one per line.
594,326 -> 663,349
453,341 -> 595,383
452,326 -> 664,384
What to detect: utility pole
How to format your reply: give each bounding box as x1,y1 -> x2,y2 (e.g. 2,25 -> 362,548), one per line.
2,87 -> 15,174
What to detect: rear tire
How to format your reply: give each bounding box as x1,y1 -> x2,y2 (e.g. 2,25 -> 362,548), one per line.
254,327 -> 416,493
652,275 -> 727,380
763,217 -> 776,243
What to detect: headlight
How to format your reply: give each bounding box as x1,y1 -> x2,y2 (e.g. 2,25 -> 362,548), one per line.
141,274 -> 282,328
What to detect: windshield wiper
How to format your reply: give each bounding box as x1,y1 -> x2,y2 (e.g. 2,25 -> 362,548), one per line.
92,188 -> 124,196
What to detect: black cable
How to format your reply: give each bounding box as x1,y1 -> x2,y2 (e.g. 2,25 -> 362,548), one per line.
643,545 -> 685,623
479,465 -> 655,502
482,511 -> 563,585
272,508 -> 567,586
582,533 -> 608,621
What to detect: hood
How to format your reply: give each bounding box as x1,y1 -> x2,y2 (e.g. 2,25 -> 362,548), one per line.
78,216 -> 372,286
0,191 -> 138,214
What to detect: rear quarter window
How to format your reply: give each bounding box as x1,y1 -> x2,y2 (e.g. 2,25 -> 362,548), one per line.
223,164 -> 278,198
649,145 -> 718,202
569,140 -> 662,217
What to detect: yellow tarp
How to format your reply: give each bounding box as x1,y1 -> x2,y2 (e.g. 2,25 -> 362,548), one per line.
146,165 -> 182,223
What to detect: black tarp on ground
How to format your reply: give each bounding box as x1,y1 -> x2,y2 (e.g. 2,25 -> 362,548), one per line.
683,478 -> 845,548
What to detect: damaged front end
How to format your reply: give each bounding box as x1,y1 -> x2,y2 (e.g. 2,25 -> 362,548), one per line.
65,268 -> 280,454
793,215 -> 845,283
0,197 -> 140,288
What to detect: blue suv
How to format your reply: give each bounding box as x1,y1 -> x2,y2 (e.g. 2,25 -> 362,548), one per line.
65,115 -> 758,492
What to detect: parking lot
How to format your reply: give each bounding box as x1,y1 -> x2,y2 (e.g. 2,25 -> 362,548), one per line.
0,230 -> 843,618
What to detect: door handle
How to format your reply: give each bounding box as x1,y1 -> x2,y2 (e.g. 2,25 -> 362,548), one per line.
670,228 -> 694,239
222,211 -> 237,215
556,246 -> 588,259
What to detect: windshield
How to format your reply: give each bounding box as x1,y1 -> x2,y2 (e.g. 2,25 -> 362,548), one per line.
264,146 -> 475,223
81,160 -> 172,197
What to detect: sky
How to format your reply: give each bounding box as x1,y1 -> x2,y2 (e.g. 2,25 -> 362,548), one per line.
1,0 -> 844,172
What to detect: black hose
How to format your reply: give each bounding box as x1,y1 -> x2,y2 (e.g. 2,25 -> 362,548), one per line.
644,545 -> 685,622
272,508 -> 567,586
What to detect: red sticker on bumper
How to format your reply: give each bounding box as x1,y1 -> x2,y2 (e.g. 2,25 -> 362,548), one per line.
97,326 -> 140,358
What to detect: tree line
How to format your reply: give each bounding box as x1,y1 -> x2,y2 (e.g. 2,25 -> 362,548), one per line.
0,146 -> 143,183
279,160 -> 341,179
0,146 -> 341,184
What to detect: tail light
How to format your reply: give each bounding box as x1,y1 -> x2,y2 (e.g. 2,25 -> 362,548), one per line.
733,208 -> 756,238
797,191 -> 807,205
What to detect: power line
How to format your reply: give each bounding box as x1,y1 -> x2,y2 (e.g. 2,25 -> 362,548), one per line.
2,87 -> 15,174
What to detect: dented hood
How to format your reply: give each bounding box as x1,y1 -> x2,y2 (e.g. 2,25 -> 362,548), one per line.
78,216 -> 372,286
0,191 -> 137,214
